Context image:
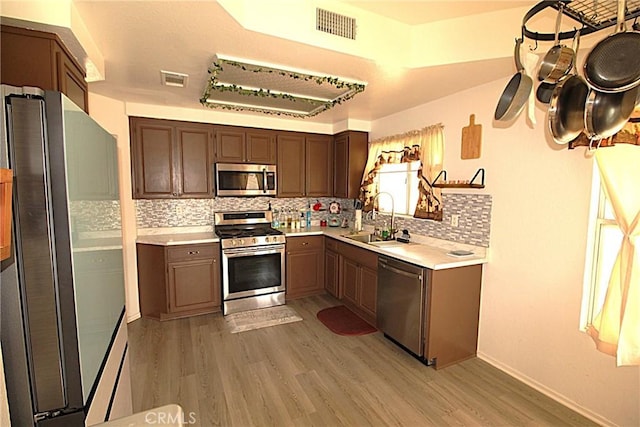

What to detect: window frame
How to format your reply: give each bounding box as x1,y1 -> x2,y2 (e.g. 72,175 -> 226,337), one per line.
580,163 -> 620,330
374,160 -> 421,217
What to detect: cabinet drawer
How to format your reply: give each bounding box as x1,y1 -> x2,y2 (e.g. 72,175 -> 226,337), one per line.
339,242 -> 378,270
287,235 -> 323,251
325,237 -> 339,252
167,244 -> 216,262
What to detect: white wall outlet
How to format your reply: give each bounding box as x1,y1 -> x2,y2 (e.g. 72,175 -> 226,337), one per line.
176,204 -> 184,216
451,214 -> 459,227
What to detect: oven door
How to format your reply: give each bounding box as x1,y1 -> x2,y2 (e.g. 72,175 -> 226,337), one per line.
221,244 -> 285,300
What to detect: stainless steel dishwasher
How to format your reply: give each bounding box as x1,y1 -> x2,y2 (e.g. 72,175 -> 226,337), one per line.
377,256 -> 429,362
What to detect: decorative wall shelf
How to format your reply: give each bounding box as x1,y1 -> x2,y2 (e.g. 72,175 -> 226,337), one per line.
431,168 -> 485,189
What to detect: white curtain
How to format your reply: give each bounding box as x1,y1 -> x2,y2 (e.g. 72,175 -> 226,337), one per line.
414,124 -> 444,220
359,124 -> 444,220
588,144 -> 640,366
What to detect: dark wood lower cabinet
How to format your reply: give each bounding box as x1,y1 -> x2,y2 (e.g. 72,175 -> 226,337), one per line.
137,243 -> 221,320
324,248 -> 340,298
426,265 -> 482,369
286,236 -> 325,299
359,266 -> 378,320
324,237 -> 378,326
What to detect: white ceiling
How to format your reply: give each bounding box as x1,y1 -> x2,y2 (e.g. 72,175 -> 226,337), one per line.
343,1 -> 532,25
68,0 -> 554,124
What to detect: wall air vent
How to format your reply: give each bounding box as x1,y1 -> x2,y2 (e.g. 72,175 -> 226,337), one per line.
316,8 -> 356,40
160,70 -> 189,88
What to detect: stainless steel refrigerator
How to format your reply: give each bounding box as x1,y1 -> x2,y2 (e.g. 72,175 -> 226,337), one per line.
0,86 -> 126,426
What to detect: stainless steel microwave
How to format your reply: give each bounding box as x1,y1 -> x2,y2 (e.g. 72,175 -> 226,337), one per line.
214,163 -> 277,196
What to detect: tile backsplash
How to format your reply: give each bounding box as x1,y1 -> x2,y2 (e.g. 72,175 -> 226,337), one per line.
136,193 -> 491,247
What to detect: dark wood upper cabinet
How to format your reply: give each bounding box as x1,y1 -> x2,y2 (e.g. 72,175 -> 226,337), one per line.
333,131 -> 368,199
130,117 -> 213,199
176,125 -> 214,197
306,134 -> 333,197
215,126 -> 276,164
1,25 -> 88,113
277,133 -> 306,197
215,128 -> 246,163
246,130 -> 276,164
277,132 -> 332,198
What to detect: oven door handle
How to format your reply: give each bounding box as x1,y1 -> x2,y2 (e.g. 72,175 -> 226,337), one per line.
223,245 -> 284,257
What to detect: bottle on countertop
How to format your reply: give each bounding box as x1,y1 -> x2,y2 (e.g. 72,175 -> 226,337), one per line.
381,221 -> 389,240
306,203 -> 312,228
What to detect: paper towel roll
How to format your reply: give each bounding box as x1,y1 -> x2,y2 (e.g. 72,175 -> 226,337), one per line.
355,209 -> 362,231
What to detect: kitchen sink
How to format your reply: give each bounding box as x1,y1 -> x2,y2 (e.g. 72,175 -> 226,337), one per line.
344,233 -> 377,243
343,233 -> 416,247
368,240 -> 407,247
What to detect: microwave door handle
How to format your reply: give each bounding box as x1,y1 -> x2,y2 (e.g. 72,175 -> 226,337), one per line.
262,168 -> 267,194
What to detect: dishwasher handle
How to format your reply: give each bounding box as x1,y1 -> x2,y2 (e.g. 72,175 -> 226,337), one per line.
379,260 -> 422,281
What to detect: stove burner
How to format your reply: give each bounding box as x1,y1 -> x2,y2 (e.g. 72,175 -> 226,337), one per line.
215,225 -> 283,239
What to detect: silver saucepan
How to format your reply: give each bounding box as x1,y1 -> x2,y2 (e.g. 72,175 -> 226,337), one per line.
538,5 -> 574,83
548,30 -> 588,144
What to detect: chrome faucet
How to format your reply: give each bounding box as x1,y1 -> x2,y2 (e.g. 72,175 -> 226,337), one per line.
371,191 -> 396,240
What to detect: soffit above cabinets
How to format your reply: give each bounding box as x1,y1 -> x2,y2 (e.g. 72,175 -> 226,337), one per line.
200,55 -> 366,118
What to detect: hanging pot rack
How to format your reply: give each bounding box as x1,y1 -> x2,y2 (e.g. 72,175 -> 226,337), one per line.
523,0 -> 640,41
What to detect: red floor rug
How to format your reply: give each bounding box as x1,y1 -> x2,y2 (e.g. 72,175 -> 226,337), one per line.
316,305 -> 377,336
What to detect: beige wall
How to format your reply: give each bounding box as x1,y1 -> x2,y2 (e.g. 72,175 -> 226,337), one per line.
369,79 -> 640,426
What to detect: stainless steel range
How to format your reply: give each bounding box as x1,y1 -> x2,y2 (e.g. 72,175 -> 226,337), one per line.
214,210 -> 286,315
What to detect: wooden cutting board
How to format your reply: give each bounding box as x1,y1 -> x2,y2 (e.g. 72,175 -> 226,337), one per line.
461,114 -> 482,159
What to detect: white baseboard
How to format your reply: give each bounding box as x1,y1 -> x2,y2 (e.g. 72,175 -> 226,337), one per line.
477,351 -> 614,427
126,311 -> 141,323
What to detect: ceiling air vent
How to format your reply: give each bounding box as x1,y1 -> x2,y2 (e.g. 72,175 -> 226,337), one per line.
316,8 -> 356,40
160,70 -> 189,88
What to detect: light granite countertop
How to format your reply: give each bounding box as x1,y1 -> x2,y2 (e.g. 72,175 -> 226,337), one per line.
135,225 -> 488,270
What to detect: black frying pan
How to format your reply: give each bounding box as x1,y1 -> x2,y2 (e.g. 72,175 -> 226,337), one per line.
584,0 -> 640,93
537,82 -> 556,104
495,38 -> 533,121
584,86 -> 639,139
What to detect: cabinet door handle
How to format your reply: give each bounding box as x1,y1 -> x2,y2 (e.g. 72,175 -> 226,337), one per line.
188,250 -> 200,255
302,242 -> 309,246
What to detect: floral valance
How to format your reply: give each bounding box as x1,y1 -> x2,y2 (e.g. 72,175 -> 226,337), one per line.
359,124 -> 444,221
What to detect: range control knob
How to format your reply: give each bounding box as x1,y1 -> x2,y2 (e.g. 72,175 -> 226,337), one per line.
239,239 -> 245,246
252,237 -> 257,244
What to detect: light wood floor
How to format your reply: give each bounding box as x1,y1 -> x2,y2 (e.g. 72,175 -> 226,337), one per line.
128,294 -> 597,426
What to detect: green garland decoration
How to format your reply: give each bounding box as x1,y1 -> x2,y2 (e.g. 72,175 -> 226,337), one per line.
200,59 -> 366,118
